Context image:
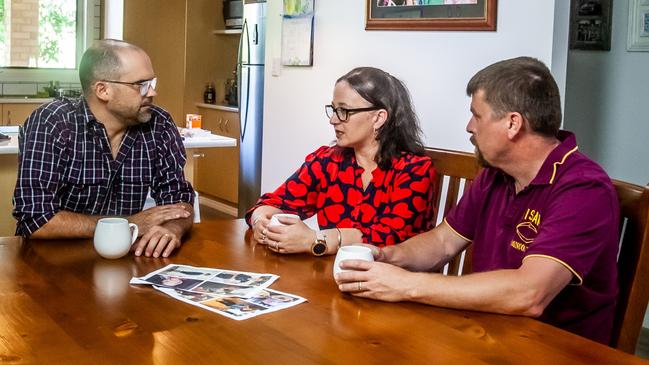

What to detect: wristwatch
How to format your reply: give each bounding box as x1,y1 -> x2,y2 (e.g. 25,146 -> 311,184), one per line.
311,231 -> 327,256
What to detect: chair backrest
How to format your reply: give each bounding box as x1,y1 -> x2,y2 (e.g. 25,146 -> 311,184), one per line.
610,179 -> 649,354
425,147 -> 480,276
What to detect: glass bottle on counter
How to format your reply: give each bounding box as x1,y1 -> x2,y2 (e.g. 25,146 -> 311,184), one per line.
203,82 -> 216,104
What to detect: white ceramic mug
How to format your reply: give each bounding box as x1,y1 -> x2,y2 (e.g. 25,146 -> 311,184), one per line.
269,213 -> 300,227
333,245 -> 375,277
94,218 -> 139,259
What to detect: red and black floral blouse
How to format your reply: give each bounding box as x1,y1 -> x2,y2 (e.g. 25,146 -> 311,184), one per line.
246,146 -> 436,247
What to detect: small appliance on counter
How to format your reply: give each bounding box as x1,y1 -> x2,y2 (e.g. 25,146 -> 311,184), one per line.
223,0 -> 243,29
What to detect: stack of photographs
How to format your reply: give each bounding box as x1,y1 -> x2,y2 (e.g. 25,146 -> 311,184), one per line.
130,264 -> 306,320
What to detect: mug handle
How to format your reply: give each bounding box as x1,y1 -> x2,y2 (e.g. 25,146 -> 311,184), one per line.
129,223 -> 139,244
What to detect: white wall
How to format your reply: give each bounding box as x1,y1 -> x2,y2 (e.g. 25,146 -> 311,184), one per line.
261,0 -> 566,192
564,1 -> 649,186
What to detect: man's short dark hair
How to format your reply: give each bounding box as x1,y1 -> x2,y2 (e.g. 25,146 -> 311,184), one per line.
466,56 -> 562,137
78,39 -> 142,96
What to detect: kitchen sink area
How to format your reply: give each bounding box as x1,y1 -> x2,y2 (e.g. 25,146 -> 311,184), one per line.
0,81 -> 82,99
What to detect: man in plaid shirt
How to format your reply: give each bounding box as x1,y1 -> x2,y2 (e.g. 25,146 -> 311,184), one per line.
13,39 -> 195,258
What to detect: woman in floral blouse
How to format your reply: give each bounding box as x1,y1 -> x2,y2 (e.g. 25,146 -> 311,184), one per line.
246,67 -> 436,256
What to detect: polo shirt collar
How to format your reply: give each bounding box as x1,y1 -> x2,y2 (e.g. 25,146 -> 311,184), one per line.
530,130 -> 579,186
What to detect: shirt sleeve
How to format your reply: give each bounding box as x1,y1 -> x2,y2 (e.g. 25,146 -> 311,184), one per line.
150,117 -> 195,206
245,147 -> 325,225
443,168 -> 494,242
12,110 -> 67,236
354,157 -> 436,246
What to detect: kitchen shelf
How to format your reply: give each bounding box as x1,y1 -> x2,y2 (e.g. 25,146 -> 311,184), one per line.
212,29 -> 242,35
196,103 -> 239,112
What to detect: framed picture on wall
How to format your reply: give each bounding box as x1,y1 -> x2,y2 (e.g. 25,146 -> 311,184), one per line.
627,0 -> 649,51
569,0 -> 613,51
365,0 -> 497,31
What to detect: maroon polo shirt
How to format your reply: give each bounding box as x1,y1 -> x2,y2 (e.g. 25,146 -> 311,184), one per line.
445,131 -> 619,344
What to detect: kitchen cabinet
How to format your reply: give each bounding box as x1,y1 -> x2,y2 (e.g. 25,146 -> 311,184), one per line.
124,0 -> 239,124
194,106 -> 239,204
2,103 -> 43,126
125,0 -> 241,213
0,155 -> 18,236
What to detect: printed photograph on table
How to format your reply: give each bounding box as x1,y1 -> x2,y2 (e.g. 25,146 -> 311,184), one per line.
154,287 -> 307,321
569,0 -> 613,51
366,0 -> 497,31
145,274 -> 203,291
131,264 -> 306,320
281,0 -> 315,66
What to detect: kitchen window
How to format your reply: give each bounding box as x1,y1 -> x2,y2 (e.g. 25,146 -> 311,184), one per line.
0,0 -> 101,69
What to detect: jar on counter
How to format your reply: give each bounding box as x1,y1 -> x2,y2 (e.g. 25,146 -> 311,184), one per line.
203,83 -> 216,104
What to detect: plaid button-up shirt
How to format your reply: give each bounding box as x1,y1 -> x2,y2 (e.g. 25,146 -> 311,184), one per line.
13,98 -> 194,236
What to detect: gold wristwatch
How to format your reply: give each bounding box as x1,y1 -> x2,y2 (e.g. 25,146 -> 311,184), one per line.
311,231 -> 327,256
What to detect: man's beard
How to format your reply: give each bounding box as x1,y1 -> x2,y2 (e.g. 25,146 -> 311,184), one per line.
471,136 -> 491,168
136,108 -> 153,124
475,147 -> 491,168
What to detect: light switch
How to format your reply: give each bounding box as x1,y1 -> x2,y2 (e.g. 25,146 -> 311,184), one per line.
271,57 -> 281,77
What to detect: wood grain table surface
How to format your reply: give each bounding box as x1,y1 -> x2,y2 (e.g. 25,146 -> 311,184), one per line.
1,217 -> 646,364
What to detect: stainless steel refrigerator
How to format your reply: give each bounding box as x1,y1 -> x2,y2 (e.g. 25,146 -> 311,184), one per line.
237,0 -> 266,217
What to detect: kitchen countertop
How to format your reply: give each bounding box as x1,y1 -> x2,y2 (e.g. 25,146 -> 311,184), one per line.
0,126 -> 236,155
0,98 -> 54,103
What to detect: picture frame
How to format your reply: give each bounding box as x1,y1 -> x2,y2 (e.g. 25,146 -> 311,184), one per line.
627,0 -> 649,51
365,0 -> 497,31
568,0 -> 613,51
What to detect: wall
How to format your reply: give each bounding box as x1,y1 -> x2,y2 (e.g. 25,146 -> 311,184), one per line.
261,0 -> 566,192
564,1 -> 649,186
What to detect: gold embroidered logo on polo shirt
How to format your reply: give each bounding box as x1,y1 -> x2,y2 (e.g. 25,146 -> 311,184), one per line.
511,209 -> 541,252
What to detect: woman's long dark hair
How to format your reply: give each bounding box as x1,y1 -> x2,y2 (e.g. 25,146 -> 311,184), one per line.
337,67 -> 425,170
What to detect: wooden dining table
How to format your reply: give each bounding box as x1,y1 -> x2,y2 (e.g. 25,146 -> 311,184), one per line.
1,216 -> 646,364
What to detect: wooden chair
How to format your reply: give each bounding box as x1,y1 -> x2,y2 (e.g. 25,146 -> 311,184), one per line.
424,147 -> 480,275
610,180 -> 649,354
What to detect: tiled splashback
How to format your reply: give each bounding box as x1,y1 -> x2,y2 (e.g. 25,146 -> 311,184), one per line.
0,81 -> 82,97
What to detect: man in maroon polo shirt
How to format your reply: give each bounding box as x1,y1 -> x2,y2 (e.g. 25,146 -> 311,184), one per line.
335,57 -> 619,345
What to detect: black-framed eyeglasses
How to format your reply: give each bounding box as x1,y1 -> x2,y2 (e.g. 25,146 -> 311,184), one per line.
325,104 -> 381,122
101,77 -> 157,96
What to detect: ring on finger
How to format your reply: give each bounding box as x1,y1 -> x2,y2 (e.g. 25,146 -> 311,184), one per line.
358,281 -> 362,291
261,234 -> 266,241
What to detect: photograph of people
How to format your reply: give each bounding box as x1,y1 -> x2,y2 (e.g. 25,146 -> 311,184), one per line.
246,67 -> 436,256
248,290 -> 298,308
161,265 -> 215,279
146,274 -> 202,291
203,297 -> 266,317
192,281 -> 253,297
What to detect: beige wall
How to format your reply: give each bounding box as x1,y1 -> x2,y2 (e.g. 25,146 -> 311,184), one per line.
7,0 -> 40,66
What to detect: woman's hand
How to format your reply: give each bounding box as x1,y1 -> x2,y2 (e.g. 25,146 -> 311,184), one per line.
250,206 -> 283,245
264,216 -> 316,254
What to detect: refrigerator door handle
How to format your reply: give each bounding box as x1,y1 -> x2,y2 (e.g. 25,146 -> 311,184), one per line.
253,24 -> 258,45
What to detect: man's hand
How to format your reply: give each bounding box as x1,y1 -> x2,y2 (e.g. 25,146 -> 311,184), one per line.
334,259 -> 418,302
128,203 -> 190,237
132,224 -> 181,258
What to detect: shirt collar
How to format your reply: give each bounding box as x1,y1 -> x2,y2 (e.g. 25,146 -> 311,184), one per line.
76,97 -> 100,126
531,130 -> 579,186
